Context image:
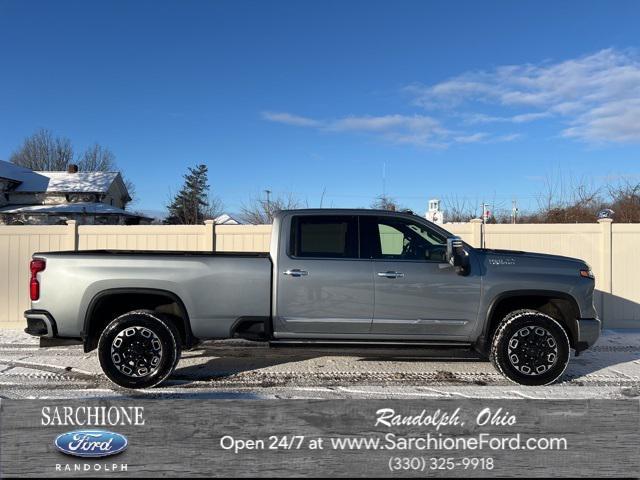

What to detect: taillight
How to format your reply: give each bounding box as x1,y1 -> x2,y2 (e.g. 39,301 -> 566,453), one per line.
30,259 -> 46,301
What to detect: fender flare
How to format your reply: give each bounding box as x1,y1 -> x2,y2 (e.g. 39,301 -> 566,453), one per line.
480,289 -> 580,349
82,287 -> 195,351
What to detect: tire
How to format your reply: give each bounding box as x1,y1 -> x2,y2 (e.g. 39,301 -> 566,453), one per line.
490,309 -> 570,386
97,310 -> 182,389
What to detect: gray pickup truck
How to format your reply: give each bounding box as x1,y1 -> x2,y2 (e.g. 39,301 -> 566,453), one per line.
24,209 -> 600,388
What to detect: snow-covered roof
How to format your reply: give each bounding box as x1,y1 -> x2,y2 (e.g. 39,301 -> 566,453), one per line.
0,160 -> 124,194
0,160 -> 48,187
214,213 -> 242,225
16,171 -> 120,193
0,202 -> 141,216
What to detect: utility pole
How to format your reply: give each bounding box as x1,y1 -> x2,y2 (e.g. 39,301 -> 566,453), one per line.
481,202 -> 490,224
382,160 -> 387,197
479,202 -> 489,249
265,189 -> 272,220
511,199 -> 519,224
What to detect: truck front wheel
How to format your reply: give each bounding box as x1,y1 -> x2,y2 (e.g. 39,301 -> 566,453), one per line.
490,309 -> 570,386
97,310 -> 182,389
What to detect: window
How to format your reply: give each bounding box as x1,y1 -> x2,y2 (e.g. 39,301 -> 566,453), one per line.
290,215 -> 358,258
361,216 -> 448,262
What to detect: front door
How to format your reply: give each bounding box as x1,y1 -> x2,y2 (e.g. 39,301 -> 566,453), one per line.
361,215 -> 481,339
275,215 -> 374,337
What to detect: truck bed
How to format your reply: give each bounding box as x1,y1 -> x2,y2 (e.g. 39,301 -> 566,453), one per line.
31,250 -> 273,339
38,250 -> 269,257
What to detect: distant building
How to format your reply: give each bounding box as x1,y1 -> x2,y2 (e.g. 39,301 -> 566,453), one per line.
214,213 -> 243,225
0,161 -> 149,225
425,198 -> 444,224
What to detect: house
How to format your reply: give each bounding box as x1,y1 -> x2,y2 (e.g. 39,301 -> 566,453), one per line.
214,213 -> 243,225
0,160 -> 150,225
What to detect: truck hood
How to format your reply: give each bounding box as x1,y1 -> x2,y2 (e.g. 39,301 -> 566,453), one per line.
478,248 -> 588,268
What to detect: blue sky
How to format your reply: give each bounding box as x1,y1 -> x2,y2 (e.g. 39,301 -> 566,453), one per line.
1,0 -> 639,217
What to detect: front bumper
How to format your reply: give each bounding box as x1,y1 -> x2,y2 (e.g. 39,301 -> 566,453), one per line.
575,317 -> 601,353
24,310 -> 57,338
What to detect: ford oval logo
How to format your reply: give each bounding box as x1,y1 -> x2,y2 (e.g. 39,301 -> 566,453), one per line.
54,430 -> 128,458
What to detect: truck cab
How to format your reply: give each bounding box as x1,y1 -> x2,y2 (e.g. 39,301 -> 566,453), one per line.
271,210 -> 480,341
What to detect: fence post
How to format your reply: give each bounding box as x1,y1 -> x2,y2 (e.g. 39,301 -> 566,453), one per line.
204,220 -> 215,252
65,220 -> 78,251
469,218 -> 483,248
597,218 -> 613,322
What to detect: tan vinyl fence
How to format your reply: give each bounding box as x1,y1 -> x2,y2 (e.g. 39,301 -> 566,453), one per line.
0,218 -> 638,329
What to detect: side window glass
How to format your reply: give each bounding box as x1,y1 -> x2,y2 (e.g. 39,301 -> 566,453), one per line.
378,224 -> 405,256
369,217 -> 448,262
290,216 -> 358,258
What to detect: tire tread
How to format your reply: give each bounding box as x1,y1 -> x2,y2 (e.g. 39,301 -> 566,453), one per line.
490,309 -> 570,386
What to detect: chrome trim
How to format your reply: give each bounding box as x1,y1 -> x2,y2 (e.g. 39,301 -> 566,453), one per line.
377,271 -> 405,279
283,269 -> 308,277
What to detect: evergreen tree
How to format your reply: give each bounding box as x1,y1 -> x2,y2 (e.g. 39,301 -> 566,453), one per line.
165,164 -> 219,224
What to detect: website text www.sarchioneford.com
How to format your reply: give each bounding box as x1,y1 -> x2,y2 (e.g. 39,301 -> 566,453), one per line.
219,407 -> 568,473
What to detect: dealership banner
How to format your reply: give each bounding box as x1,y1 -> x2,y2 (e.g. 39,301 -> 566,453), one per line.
0,399 -> 638,477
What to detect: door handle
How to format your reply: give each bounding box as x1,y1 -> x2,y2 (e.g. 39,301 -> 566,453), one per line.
377,271 -> 405,279
284,269 -> 308,277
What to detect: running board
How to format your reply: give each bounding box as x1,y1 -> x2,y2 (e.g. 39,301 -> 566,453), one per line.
269,339 -> 472,349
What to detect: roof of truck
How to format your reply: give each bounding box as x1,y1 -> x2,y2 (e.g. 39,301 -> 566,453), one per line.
278,208 -> 419,215
275,208 -> 454,238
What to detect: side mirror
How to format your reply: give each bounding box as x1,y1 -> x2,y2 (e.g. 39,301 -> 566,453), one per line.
446,236 -> 469,275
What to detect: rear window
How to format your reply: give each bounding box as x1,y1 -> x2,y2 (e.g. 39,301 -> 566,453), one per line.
290,215 -> 358,258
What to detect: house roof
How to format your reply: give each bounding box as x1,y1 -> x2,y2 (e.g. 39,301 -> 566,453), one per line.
0,160 -> 47,186
0,160 -> 129,199
15,171 -> 121,193
0,202 -> 144,217
214,213 -> 242,224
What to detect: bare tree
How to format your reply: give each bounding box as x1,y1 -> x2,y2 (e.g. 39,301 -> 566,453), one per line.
608,180 -> 640,223
10,129 -> 73,170
78,143 -> 117,171
443,195 -> 478,222
241,192 -> 300,224
371,194 -> 400,211
537,171 -> 567,214
79,143 -> 138,206
205,195 -> 224,221
10,130 -> 137,206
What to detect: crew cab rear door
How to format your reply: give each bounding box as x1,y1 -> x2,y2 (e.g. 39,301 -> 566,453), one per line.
274,214 -> 374,336
360,215 -> 481,339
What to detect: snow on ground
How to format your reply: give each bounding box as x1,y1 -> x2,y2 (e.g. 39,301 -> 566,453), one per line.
0,329 -> 638,399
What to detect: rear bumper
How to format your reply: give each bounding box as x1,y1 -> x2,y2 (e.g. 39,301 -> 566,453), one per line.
24,310 -> 57,338
575,317 -> 601,352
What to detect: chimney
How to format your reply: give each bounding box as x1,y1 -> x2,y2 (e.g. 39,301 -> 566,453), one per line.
67,164 -> 78,174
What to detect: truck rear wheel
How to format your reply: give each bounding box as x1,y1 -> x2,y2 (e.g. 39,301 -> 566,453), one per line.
97,310 -> 181,389
490,309 -> 570,386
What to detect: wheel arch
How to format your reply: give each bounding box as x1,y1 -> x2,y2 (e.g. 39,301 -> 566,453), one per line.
480,290 -> 581,354
82,288 -> 195,353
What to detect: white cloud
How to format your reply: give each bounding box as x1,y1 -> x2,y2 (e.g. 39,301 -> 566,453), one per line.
512,112 -> 552,123
262,110 -> 521,147
407,48 -> 640,143
562,98 -> 640,143
454,132 -> 489,144
263,112 -> 453,146
492,133 -> 523,143
261,111 -> 321,127
462,111 -> 551,125
327,114 -> 451,146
